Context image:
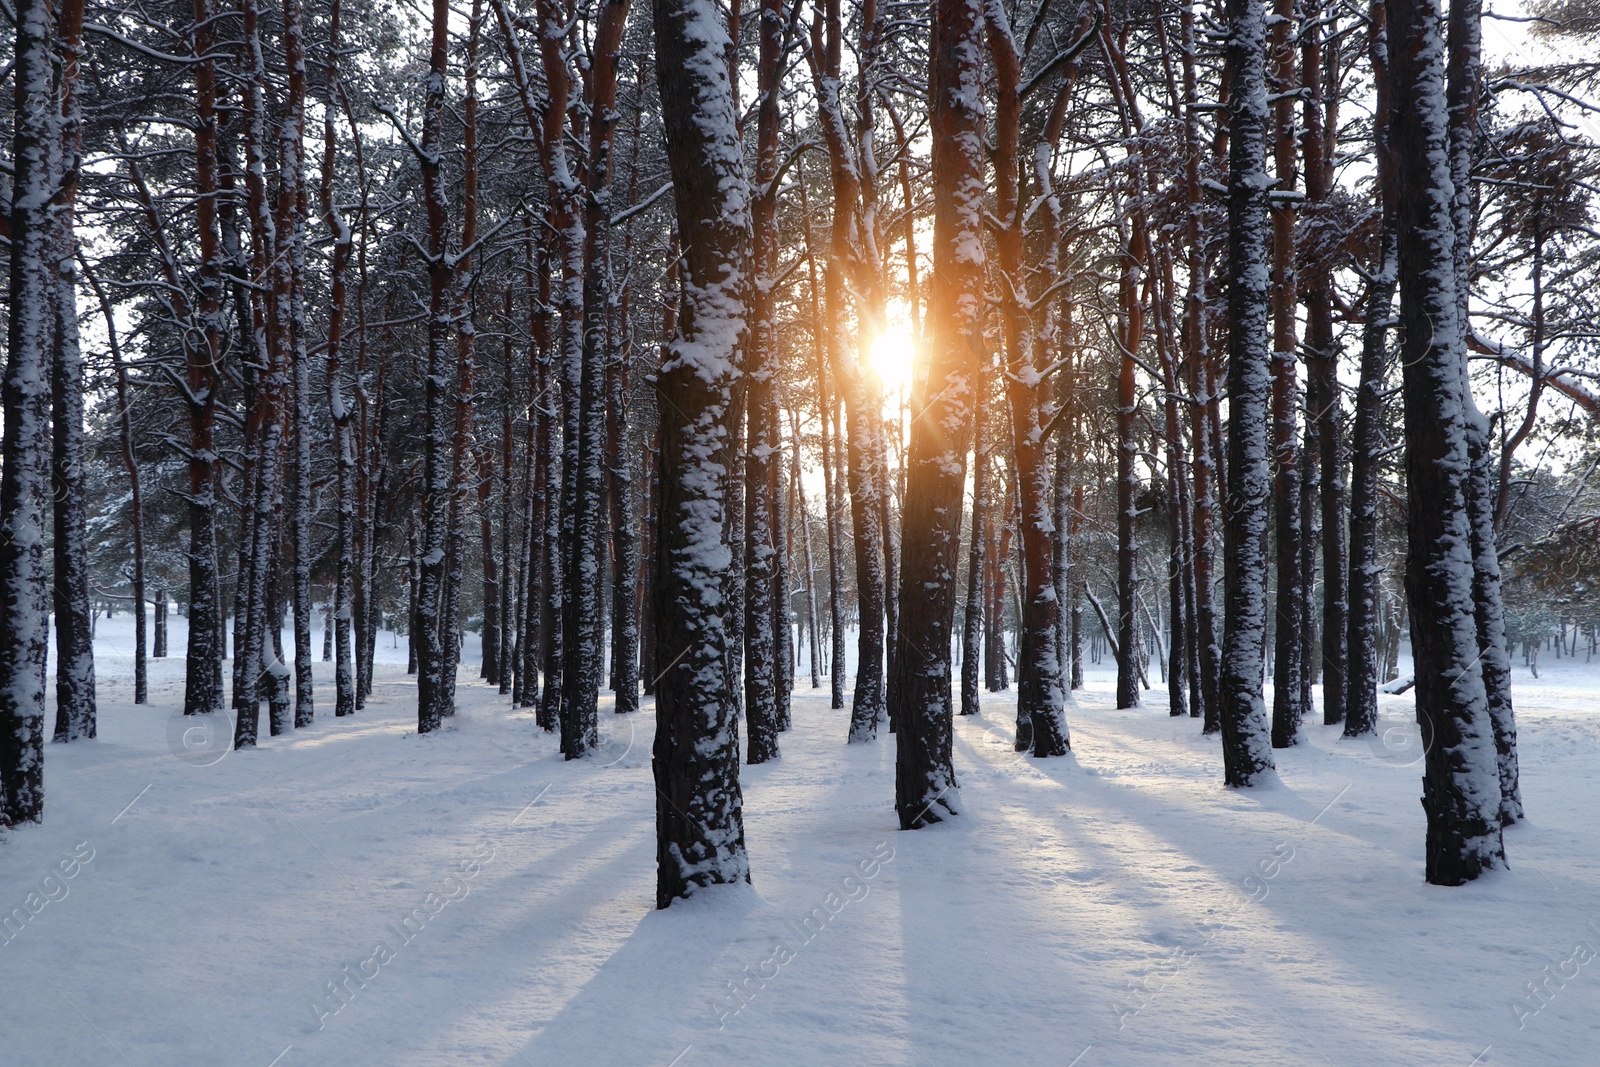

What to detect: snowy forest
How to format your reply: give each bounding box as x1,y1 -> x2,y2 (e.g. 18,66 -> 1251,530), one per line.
2,0 -> 1600,1058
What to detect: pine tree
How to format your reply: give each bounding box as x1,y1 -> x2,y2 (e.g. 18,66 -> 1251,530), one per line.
1,0 -> 59,825
1388,0 -> 1506,883
651,0 -> 752,905
1219,0 -> 1279,788
891,0 -> 987,828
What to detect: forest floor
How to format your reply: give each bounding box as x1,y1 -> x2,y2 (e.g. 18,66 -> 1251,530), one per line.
3,618 -> 1599,1066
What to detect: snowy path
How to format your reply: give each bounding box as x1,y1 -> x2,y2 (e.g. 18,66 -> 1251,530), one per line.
3,626 -> 1599,1066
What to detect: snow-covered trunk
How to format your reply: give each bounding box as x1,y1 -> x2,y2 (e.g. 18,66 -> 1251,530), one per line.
357,351 -> 384,707
1343,0 -> 1395,741
154,589 -> 168,658
440,0 -> 485,721
1,0 -> 59,824
961,402 -> 989,717
234,0 -> 287,746
775,442 -> 794,728
479,447 -> 501,686
639,429 -> 661,697
1298,419 -> 1319,713
321,0 -> 356,718
1181,0 -> 1222,730
1155,259 -> 1194,722
415,0 -> 455,734
557,0 -> 628,758
1069,485 -> 1085,690
743,0 -> 784,764
889,0 -> 985,828
49,0 -> 96,743
607,93 -> 643,716
267,563 -> 292,736
856,3 -> 899,729
524,235 -> 555,712
527,0 -> 584,747
515,359 -> 541,706
276,0 -> 315,728
985,0 -> 1066,755
1030,43 -> 1088,715
1267,0 -> 1303,749
350,206 -> 377,707
182,0 -> 225,719
607,353 -> 642,714
650,0 -> 751,905
1388,0 -> 1505,883
1301,2 -> 1347,727
809,0 -> 886,741
513,393 -> 535,703
501,385 -> 518,697
1219,0 -> 1278,787
1114,229 -> 1142,712
407,526 -> 419,676
1444,0 -> 1521,827
985,507 -> 1009,692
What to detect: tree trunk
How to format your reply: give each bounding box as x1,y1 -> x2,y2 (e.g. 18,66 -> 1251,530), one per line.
1218,0 -> 1278,787
415,0 -> 455,734
1444,0 -> 1522,827
890,0 -> 985,828
49,0 -> 96,743
743,0 -> 785,764
1388,0 -> 1505,883
986,0 -> 1068,755
962,400 -> 989,717
321,0 -> 356,717
1268,0 -> 1303,748
651,0 -> 751,905
1344,0 -> 1395,741
183,0 -> 225,719
1302,0 -> 1347,727
0,0 -> 58,823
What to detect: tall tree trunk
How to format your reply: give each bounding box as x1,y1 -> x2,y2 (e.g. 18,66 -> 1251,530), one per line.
1268,0 -> 1303,748
558,0 -> 630,757
415,0 -> 455,734
51,0 -> 96,743
321,0 -> 356,717
986,0 -> 1067,755
1444,0 -> 1522,827
1302,0 -> 1347,727
1219,0 -> 1278,787
1,0 -> 58,824
1388,0 -> 1505,883
743,0 -> 784,764
607,75 -> 645,715
1343,0 -> 1395,741
890,0 -> 985,828
234,0 -> 287,747
183,0 -> 225,719
810,0 -> 887,741
961,400 -> 989,717
280,0 -> 315,728
651,0 -> 751,905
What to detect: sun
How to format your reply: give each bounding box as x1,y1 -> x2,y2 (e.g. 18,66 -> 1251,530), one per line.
868,326 -> 918,393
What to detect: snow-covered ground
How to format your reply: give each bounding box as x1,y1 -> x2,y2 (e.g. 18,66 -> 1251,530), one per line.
3,616 -> 1598,1066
